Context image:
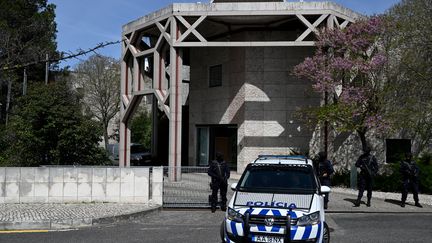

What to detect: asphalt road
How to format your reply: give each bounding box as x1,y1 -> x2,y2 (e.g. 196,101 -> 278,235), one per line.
1,210 -> 432,243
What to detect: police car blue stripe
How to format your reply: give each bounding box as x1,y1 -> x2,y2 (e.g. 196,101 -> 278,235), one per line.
247,208 -> 254,215
316,223 -> 322,240
259,209 -> 269,216
302,225 -> 312,240
224,223 -> 232,243
257,224 -> 266,231
288,211 -> 297,219
271,225 -> 281,232
290,225 -> 298,239
230,221 -> 238,236
271,210 -> 282,216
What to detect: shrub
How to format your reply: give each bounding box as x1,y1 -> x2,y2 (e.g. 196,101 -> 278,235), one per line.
331,168 -> 351,188
418,154 -> 432,194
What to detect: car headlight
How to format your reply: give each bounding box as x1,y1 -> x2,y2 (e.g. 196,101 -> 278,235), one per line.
297,212 -> 320,226
227,208 -> 243,222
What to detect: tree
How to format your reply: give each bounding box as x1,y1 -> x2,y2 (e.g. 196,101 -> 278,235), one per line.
130,109 -> 152,148
1,81 -> 109,166
383,0 -> 432,155
74,55 -> 120,150
0,0 -> 57,124
294,17 -> 388,152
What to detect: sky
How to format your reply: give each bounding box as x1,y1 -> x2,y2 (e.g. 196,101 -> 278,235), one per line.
48,0 -> 401,69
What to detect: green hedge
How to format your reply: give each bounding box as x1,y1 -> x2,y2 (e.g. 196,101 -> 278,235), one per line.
332,154 -> 432,195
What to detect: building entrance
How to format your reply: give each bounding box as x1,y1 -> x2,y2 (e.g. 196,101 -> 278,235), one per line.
196,125 -> 237,170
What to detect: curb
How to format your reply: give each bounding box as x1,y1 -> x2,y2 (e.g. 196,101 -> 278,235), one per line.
0,206 -> 162,231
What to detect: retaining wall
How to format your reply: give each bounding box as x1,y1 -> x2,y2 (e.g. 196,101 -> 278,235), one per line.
0,167 -> 163,204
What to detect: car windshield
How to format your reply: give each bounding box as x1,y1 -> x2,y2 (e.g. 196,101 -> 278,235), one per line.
238,165 -> 317,193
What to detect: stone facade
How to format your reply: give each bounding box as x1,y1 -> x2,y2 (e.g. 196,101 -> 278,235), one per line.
189,43 -> 319,172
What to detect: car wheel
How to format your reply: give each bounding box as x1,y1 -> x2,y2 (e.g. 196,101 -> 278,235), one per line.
220,221 -> 226,243
323,222 -> 330,243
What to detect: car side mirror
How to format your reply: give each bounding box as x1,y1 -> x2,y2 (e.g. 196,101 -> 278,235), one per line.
231,183 -> 238,191
320,186 -> 331,194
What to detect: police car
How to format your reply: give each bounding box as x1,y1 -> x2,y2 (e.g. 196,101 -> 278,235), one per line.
221,155 -> 331,243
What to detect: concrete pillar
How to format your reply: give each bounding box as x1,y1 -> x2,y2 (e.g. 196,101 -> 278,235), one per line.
152,50 -> 161,159
119,46 -> 132,167
152,166 -> 164,205
168,17 -> 182,181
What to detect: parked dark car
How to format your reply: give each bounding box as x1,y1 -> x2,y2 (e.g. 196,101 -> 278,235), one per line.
130,143 -> 152,166
107,143 -> 151,166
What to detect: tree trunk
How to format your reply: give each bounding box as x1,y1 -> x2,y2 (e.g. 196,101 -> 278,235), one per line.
357,128 -> 368,152
103,121 -> 109,150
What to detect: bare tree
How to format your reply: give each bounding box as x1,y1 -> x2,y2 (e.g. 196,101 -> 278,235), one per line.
74,55 -> 120,150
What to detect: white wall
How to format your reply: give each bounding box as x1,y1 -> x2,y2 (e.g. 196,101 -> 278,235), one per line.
0,167 -> 163,204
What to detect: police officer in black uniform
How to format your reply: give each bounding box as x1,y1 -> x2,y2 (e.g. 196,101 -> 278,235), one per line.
208,152 -> 230,213
317,151 -> 334,209
400,152 -> 422,208
354,147 -> 379,207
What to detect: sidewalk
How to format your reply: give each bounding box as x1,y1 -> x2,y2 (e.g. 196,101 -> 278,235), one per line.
327,187 -> 432,213
0,203 -> 160,231
1,185 -> 430,231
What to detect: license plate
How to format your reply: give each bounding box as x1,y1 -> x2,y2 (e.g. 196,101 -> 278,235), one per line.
253,235 -> 284,243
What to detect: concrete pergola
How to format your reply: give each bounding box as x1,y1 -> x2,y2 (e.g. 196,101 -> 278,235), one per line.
119,1 -> 361,181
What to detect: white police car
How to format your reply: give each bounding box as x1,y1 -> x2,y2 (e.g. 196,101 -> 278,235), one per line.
221,155 -> 331,243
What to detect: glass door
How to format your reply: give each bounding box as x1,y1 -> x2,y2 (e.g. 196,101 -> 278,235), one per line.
197,127 -> 209,166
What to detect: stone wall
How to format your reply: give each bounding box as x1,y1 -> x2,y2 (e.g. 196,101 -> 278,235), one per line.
0,167 -> 163,204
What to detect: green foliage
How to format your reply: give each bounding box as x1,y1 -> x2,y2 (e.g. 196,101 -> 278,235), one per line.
383,0 -> 432,155
130,110 -> 152,149
0,0 -> 59,124
417,153 -> 432,193
0,82 -> 109,166
331,169 -> 351,188
0,0 -> 57,70
374,164 -> 402,193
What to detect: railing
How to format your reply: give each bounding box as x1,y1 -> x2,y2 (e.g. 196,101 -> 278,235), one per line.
162,166 -> 238,208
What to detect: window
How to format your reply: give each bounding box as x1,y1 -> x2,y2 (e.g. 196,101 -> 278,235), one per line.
209,64 -> 222,87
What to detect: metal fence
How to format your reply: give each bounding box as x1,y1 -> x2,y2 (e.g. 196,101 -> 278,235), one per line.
162,166 -> 238,208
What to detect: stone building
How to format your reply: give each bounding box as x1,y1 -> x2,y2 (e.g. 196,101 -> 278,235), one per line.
119,0 -> 361,180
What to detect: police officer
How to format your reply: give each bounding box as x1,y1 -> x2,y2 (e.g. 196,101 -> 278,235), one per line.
354,147 -> 378,207
208,152 -> 230,213
317,151 -> 334,209
400,152 -> 422,208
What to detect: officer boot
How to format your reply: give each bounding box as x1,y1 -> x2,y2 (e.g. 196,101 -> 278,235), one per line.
354,200 -> 361,207
415,202 -> 423,208
366,199 -> 371,207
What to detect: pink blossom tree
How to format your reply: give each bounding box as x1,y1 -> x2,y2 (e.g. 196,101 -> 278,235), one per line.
294,17 -> 389,152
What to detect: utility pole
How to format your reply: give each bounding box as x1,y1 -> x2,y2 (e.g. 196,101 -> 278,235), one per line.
45,53 -> 49,85
23,68 -> 27,95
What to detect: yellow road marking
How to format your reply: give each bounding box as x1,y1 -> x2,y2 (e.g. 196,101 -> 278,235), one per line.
0,230 -> 49,234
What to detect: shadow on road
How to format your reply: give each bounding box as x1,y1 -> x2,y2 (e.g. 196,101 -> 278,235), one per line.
343,198 -> 365,206
384,199 -> 404,206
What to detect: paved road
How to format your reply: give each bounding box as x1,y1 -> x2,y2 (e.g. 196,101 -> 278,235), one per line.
1,210 -> 432,243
